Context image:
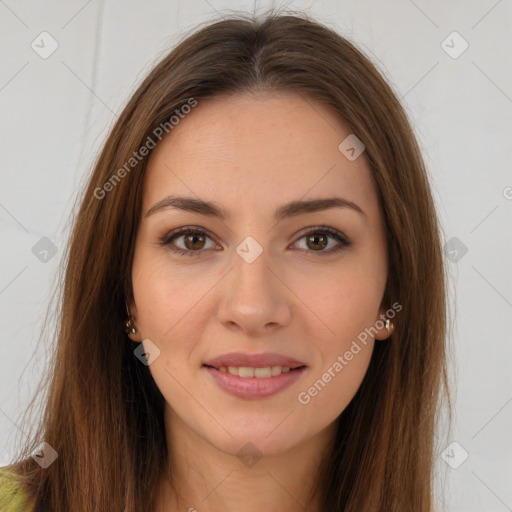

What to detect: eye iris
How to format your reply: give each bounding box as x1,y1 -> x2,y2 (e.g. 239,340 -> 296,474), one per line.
307,233 -> 328,251
185,233 -> 205,250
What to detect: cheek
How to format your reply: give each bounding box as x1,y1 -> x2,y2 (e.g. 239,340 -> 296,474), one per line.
297,324 -> 375,425
131,253 -> 217,343
297,342 -> 373,424
303,265 -> 384,344
294,267 -> 381,410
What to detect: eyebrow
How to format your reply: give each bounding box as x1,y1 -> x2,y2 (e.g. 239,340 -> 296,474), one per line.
145,195 -> 366,221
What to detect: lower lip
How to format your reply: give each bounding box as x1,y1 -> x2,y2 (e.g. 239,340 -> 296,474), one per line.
203,365 -> 307,399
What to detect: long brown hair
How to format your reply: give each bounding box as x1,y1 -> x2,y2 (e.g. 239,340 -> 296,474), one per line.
9,10 -> 452,511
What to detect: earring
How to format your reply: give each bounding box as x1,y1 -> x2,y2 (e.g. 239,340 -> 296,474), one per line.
385,318 -> 394,333
125,318 -> 136,334
124,298 -> 136,334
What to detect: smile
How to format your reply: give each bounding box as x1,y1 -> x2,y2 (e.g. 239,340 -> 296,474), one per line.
202,364 -> 308,399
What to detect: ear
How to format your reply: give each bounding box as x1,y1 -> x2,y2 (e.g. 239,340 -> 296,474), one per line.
374,307 -> 394,341
126,295 -> 138,319
125,296 -> 142,342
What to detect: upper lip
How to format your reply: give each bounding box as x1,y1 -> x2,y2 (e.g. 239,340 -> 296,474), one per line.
203,352 -> 307,369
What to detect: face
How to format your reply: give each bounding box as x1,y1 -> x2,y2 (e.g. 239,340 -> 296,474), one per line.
128,91 -> 391,458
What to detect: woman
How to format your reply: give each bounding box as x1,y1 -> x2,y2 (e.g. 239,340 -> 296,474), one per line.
1,10 -> 451,512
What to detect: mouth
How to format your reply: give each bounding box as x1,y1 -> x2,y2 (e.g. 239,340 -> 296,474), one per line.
202,364 -> 308,399
202,351 -> 307,374
201,363 -> 307,378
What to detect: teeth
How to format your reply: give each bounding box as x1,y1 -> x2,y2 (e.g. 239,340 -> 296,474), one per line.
219,366 -> 293,378
255,367 -> 271,378
238,366 -> 254,378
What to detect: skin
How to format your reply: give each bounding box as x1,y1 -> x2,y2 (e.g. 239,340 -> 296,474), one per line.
127,91 -> 393,512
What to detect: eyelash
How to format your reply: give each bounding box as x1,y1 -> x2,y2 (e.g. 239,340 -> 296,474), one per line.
158,225 -> 351,258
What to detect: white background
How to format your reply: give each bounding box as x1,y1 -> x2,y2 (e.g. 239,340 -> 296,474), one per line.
0,1 -> 511,511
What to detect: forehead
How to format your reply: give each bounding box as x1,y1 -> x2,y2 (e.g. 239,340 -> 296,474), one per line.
142,91 -> 379,220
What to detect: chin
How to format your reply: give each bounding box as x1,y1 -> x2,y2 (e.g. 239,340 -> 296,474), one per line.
200,419 -> 309,460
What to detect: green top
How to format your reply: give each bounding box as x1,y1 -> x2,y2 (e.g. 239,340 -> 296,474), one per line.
0,467 -> 34,512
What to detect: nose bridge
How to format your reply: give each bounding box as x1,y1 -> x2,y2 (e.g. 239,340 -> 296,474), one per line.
216,237 -> 291,333
230,240 -> 276,303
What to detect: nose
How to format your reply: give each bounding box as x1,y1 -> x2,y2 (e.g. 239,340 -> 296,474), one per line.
215,247 -> 292,336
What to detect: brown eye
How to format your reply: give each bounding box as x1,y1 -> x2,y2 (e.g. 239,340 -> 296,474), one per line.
305,233 -> 328,251
159,227 -> 219,257
184,232 -> 206,250
160,225 -> 350,258
293,227 -> 351,255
